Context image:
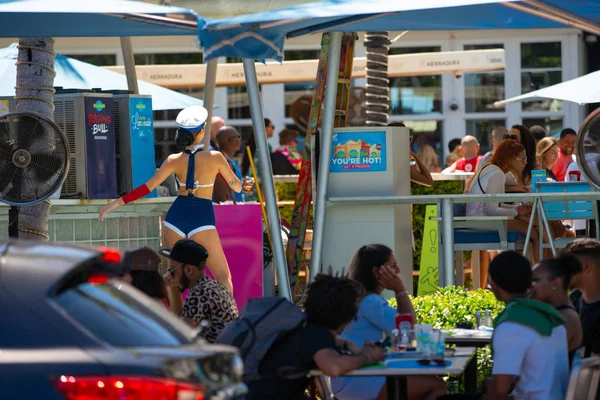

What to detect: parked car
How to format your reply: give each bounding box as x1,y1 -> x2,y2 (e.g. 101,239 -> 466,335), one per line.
0,240 -> 247,399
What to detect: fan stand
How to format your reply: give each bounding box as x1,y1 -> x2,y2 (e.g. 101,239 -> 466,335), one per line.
8,206 -> 18,238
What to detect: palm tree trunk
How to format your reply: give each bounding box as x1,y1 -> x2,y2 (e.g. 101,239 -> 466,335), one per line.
365,32 -> 390,126
14,38 -> 56,240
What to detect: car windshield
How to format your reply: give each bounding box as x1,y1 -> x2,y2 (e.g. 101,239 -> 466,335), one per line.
55,280 -> 194,347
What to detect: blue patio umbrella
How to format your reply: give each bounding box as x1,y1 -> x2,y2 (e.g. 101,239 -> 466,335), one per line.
0,44 -> 208,110
0,0 -> 199,37
198,0 -> 600,62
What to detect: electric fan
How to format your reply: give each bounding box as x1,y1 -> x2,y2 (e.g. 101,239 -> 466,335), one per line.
577,108 -> 600,190
0,112 -> 69,206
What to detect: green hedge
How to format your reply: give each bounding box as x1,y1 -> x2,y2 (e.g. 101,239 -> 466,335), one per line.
390,286 -> 504,389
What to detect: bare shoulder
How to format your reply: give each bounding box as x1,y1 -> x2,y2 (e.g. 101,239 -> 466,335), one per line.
209,150 -> 225,158
561,308 -> 582,327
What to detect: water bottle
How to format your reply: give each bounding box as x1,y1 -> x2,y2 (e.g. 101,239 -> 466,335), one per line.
421,332 -> 431,359
484,310 -> 492,327
475,311 -> 482,329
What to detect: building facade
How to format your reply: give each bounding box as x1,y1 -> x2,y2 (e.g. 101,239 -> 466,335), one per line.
0,27 -> 590,164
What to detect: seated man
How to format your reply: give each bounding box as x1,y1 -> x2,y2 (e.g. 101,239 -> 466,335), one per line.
246,275 -> 386,400
160,239 -> 238,343
443,135 -> 481,174
486,251 -> 569,400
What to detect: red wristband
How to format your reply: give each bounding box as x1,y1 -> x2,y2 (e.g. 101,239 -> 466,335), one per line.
122,184 -> 151,204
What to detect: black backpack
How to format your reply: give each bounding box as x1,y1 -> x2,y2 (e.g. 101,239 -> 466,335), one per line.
215,297 -> 306,382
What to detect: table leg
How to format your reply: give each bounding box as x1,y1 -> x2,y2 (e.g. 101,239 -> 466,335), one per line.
387,376 -> 408,400
464,351 -> 478,393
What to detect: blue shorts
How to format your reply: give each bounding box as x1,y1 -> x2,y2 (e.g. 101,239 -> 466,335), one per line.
164,196 -> 216,238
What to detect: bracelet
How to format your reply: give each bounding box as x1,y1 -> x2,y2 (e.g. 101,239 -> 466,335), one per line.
395,291 -> 408,297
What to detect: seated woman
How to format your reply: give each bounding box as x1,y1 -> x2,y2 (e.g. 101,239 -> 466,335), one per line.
503,125 -> 540,192
531,254 -> 583,362
246,274 -> 385,400
466,141 -> 539,260
123,247 -> 169,309
331,244 -> 447,400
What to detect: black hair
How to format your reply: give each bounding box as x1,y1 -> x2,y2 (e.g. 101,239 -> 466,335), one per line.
529,125 -> 547,142
489,251 -> 532,294
175,128 -> 195,148
448,138 -> 461,153
130,270 -> 167,300
560,128 -> 577,139
264,118 -> 272,128
511,124 -> 536,183
565,238 -> 600,262
348,244 -> 393,293
304,274 -> 364,331
535,254 -> 582,290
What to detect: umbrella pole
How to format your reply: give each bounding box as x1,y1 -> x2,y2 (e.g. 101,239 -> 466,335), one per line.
242,58 -> 292,301
308,32 -> 343,284
120,37 -> 139,94
203,59 -> 218,148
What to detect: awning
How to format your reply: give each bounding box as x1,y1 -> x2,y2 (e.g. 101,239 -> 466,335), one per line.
0,0 -> 200,37
494,69 -> 600,107
198,0 -> 600,62
0,44 -> 207,110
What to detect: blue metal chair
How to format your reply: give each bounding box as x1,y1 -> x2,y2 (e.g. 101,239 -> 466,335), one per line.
527,182 -> 600,259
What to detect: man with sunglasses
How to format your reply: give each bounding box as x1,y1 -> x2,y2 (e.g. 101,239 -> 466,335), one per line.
214,126 -> 244,203
161,239 -> 238,343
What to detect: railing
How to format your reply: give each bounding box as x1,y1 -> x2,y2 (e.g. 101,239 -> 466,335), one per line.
327,191 -> 600,286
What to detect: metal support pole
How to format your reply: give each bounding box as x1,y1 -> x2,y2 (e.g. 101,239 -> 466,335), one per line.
309,32 -> 343,283
120,37 -> 139,94
523,197 -> 538,259
242,58 -> 292,301
202,59 -> 218,148
441,199 -> 455,287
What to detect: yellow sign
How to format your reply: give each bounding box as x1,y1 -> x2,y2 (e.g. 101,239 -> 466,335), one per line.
417,205 -> 440,296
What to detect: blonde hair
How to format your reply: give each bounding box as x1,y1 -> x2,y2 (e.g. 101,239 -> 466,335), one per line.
417,144 -> 440,171
536,137 -> 558,158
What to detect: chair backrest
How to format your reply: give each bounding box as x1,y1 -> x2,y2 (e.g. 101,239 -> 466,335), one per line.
565,355 -> 600,400
537,182 -> 595,220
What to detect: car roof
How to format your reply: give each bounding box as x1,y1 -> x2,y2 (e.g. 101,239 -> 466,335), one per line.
0,240 -> 102,295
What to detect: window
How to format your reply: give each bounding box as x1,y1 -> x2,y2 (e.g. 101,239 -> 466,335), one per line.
466,119 -> 506,154
522,117 -> 563,137
284,50 -> 320,118
64,54 -> 117,66
55,282 -> 192,347
134,52 -> 203,65
389,46 -> 442,115
404,120 -> 443,160
464,44 -> 505,113
520,42 -> 562,112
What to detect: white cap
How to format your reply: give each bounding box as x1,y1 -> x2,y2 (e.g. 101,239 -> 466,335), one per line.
176,106 -> 208,131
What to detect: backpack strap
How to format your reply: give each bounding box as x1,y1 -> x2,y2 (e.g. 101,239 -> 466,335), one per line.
477,163 -> 492,194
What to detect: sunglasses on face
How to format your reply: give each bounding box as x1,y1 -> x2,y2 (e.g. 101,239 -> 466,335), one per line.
167,262 -> 185,277
503,134 -> 519,140
268,125 -> 275,129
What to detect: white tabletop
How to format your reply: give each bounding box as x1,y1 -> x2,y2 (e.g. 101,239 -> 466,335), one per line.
311,347 -> 476,377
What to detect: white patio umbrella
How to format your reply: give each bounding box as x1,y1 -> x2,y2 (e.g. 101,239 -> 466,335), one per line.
494,70 -> 600,107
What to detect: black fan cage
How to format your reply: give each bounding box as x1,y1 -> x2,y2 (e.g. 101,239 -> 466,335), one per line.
0,112 -> 69,206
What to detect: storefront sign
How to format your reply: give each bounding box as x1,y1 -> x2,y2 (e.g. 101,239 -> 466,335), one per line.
330,131 -> 386,173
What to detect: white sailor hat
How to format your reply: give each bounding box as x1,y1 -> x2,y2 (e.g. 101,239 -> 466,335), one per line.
176,106 -> 208,131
